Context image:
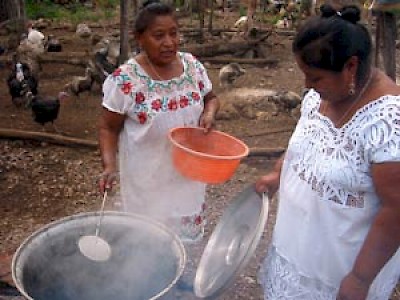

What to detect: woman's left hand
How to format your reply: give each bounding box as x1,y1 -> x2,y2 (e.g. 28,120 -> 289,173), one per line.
199,110 -> 216,133
336,272 -> 370,300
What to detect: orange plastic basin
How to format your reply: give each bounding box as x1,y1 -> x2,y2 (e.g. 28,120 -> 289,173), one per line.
168,127 -> 249,184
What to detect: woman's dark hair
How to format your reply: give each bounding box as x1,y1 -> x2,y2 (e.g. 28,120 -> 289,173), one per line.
134,0 -> 177,34
293,4 -> 372,82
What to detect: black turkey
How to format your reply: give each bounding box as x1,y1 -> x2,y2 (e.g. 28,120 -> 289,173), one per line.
7,62 -> 38,108
28,91 -> 69,133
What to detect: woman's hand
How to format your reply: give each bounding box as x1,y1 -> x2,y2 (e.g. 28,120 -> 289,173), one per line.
199,110 -> 216,133
98,170 -> 118,194
255,171 -> 280,198
336,272 -> 370,300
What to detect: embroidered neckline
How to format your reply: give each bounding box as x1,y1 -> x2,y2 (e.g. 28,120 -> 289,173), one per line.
127,52 -> 194,88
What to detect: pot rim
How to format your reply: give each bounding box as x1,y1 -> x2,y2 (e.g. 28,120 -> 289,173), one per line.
12,211 -> 187,300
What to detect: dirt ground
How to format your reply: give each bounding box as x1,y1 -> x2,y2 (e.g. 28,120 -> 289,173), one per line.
0,14 -> 398,300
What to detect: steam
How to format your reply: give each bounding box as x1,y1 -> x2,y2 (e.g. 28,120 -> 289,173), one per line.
14,213 -> 184,300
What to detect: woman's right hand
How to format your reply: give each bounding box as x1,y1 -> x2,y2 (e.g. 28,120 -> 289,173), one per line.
255,171 -> 280,198
98,170 -> 118,194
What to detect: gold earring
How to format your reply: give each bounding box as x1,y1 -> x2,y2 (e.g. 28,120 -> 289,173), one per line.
348,76 -> 355,96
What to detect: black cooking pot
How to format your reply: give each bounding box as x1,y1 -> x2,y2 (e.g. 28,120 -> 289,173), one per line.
12,212 -> 186,300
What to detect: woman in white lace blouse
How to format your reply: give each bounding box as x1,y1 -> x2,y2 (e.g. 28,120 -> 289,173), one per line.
255,4 -> 400,300
98,0 -> 220,243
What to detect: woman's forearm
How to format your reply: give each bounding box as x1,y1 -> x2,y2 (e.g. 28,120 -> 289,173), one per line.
99,127 -> 119,172
203,92 -> 220,117
98,109 -> 125,172
350,207 -> 400,285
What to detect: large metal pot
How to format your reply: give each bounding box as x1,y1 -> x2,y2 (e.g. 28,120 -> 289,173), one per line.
12,211 -> 186,300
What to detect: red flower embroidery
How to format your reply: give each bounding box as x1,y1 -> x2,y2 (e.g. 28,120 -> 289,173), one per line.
112,68 -> 122,76
137,112 -> 147,124
151,99 -> 162,111
168,99 -> 178,110
121,82 -> 132,95
194,215 -> 202,225
198,81 -> 204,91
135,92 -> 145,104
192,92 -> 200,102
179,96 -> 189,108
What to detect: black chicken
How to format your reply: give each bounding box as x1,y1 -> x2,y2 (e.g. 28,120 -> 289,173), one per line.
45,35 -> 62,52
28,91 -> 69,133
7,62 -> 38,108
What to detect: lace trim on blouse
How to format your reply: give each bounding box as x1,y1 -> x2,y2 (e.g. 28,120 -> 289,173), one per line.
289,91 -> 400,208
259,246 -> 398,300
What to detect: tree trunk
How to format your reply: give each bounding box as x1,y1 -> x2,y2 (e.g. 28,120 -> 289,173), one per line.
198,0 -> 205,43
379,11 -> 396,81
0,0 -> 26,35
119,0 -> 130,64
207,0 -> 214,32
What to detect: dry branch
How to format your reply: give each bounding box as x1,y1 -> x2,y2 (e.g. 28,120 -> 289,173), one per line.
0,128 -> 285,158
248,147 -> 286,157
0,52 -> 90,67
0,129 -> 98,149
200,57 -> 278,65
242,127 -> 294,137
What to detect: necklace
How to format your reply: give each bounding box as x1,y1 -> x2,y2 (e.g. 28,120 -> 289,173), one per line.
144,54 -> 178,81
323,69 -> 375,127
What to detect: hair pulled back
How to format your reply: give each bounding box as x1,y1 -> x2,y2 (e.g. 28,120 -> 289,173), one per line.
134,0 -> 177,34
293,4 -> 372,81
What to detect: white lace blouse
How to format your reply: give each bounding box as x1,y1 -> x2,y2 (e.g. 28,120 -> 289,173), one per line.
259,89 -> 400,299
102,52 -> 212,223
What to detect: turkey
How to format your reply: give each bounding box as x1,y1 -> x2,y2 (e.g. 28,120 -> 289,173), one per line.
269,91 -> 302,116
7,62 -> 38,108
218,63 -> 246,88
27,91 -> 69,133
64,67 -> 94,97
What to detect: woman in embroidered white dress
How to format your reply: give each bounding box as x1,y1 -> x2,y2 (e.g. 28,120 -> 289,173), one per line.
255,5 -> 400,300
98,0 -> 220,243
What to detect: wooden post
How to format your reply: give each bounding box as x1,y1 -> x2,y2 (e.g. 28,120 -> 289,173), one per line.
381,12 -> 396,81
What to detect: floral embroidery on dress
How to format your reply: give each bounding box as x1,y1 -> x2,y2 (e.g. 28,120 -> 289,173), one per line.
288,91 -> 400,208
165,203 -> 207,243
109,52 -> 208,125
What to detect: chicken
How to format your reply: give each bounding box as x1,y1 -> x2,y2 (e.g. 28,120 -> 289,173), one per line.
7,62 -> 38,108
76,23 -> 92,39
27,24 -> 45,47
28,91 -> 69,133
45,34 -> 62,52
234,16 -> 248,31
15,33 -> 45,80
219,63 -> 246,88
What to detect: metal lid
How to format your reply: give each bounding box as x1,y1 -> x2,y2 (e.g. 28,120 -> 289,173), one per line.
194,185 -> 269,298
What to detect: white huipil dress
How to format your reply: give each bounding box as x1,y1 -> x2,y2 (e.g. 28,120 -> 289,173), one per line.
259,90 -> 400,299
102,52 -> 212,242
